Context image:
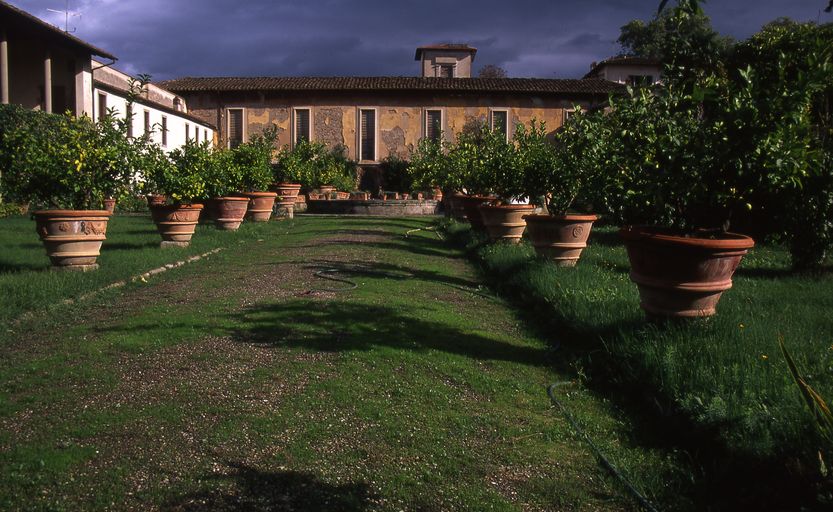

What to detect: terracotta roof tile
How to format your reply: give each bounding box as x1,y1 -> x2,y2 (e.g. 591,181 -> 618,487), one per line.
157,76 -> 625,95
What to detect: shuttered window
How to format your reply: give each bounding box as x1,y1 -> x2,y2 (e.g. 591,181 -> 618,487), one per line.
144,110 -> 150,135
438,64 -> 454,78
295,109 -> 311,145
195,127 -> 200,143
97,93 -> 107,121
360,109 -> 375,162
425,109 -> 442,142
228,108 -> 244,149
185,124 -> 190,142
161,116 -> 168,146
491,110 -> 508,140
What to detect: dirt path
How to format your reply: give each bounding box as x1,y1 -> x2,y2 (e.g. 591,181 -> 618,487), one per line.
0,217 -> 657,511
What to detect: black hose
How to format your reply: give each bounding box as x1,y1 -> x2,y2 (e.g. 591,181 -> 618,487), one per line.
311,268 -> 359,292
547,383 -> 660,512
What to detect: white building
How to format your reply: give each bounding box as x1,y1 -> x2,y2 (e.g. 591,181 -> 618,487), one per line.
584,56 -> 662,86
93,61 -> 215,151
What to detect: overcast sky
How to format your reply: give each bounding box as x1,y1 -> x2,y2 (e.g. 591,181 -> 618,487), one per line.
11,0 -> 832,80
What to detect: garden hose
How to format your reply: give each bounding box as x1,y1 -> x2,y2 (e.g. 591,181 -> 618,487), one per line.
547,383 -> 660,512
310,268 -> 360,292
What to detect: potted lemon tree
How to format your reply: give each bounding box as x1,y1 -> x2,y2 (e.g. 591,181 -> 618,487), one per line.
0,105 -> 132,270
522,116 -> 602,266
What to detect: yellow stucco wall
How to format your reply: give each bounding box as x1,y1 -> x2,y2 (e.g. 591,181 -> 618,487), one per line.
184,92 -> 595,161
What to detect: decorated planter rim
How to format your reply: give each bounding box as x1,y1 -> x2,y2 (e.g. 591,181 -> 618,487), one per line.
33,209 -> 112,217
214,196 -> 251,202
151,203 -> 204,211
272,182 -> 302,187
620,225 -> 755,250
478,203 -> 535,211
523,213 -> 598,222
239,191 -> 278,198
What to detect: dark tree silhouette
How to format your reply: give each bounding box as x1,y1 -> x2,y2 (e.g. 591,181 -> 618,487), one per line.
478,64 -> 508,78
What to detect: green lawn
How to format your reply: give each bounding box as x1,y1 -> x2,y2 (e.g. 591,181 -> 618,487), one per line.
0,215 -> 690,511
0,214 -> 285,327
445,220 -> 833,509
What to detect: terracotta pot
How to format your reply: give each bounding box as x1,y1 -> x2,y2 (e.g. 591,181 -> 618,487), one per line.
275,195 -> 295,219
240,191 -> 277,222
448,192 -> 467,220
620,226 -> 755,318
270,182 -> 302,199
478,204 -> 535,242
214,197 -> 249,230
146,194 -> 166,207
33,210 -> 111,271
432,188 -> 443,202
350,192 -> 370,200
524,214 -> 598,266
336,191 -> 350,200
103,197 -> 116,214
460,195 -> 495,230
294,194 -> 307,213
150,203 -> 203,247
319,185 -> 335,195
384,191 -> 398,201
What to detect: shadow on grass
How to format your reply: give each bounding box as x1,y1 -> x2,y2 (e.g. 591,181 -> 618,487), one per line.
163,460 -> 374,511
102,242 -> 159,251
229,300 -> 552,368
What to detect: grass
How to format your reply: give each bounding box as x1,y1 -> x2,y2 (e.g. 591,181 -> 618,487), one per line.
444,220 -> 833,509
0,213 -> 284,327
0,215 -> 693,510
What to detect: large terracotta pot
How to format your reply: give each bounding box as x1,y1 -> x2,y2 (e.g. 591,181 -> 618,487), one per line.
33,210 -> 111,271
275,195 -> 295,219
524,214 -> 598,266
294,194 -> 307,213
620,226 -> 755,318
103,198 -> 116,214
459,195 -> 495,230
150,203 -> 203,248
271,182 -> 301,199
240,191 -> 277,222
448,192 -> 467,221
214,197 -> 249,230
319,185 -> 335,195
478,204 -> 535,243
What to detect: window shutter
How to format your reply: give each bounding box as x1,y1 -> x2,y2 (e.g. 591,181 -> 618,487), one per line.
228,109 -> 243,148
360,109 -> 375,161
185,124 -> 190,142
295,109 -> 310,144
426,110 -> 442,141
126,105 -> 133,138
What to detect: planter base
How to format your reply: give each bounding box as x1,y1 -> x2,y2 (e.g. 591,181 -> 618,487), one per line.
51,263 -> 99,272
161,241 -> 190,249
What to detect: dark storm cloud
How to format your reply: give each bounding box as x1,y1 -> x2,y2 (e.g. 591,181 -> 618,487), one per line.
9,0 -> 832,80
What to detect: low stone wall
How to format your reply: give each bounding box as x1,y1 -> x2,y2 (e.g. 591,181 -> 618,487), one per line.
305,199 -> 441,216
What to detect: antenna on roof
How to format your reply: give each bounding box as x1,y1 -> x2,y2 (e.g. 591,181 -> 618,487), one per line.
46,0 -> 81,33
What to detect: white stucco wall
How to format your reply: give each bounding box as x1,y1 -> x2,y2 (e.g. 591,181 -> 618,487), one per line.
93,87 -> 214,151
599,64 -> 661,85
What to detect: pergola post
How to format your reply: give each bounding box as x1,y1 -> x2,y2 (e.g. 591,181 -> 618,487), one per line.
44,50 -> 52,113
1,29 -> 9,104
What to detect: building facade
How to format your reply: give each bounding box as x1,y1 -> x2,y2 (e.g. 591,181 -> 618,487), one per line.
584,56 -> 662,86
93,61 -> 215,151
160,47 -> 623,165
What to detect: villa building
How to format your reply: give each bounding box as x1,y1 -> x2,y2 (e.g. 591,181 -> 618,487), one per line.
0,0 -> 215,151
159,45 -> 624,169
584,56 -> 662,86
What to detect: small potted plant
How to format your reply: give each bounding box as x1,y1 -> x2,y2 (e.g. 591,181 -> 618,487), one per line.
272,140 -> 320,217
522,116 -> 600,266
146,141 -> 206,247
456,122 -> 532,241
408,137 -> 457,217
199,145 -> 248,230
446,123 -> 503,230
0,105 -> 131,270
235,126 -> 278,222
